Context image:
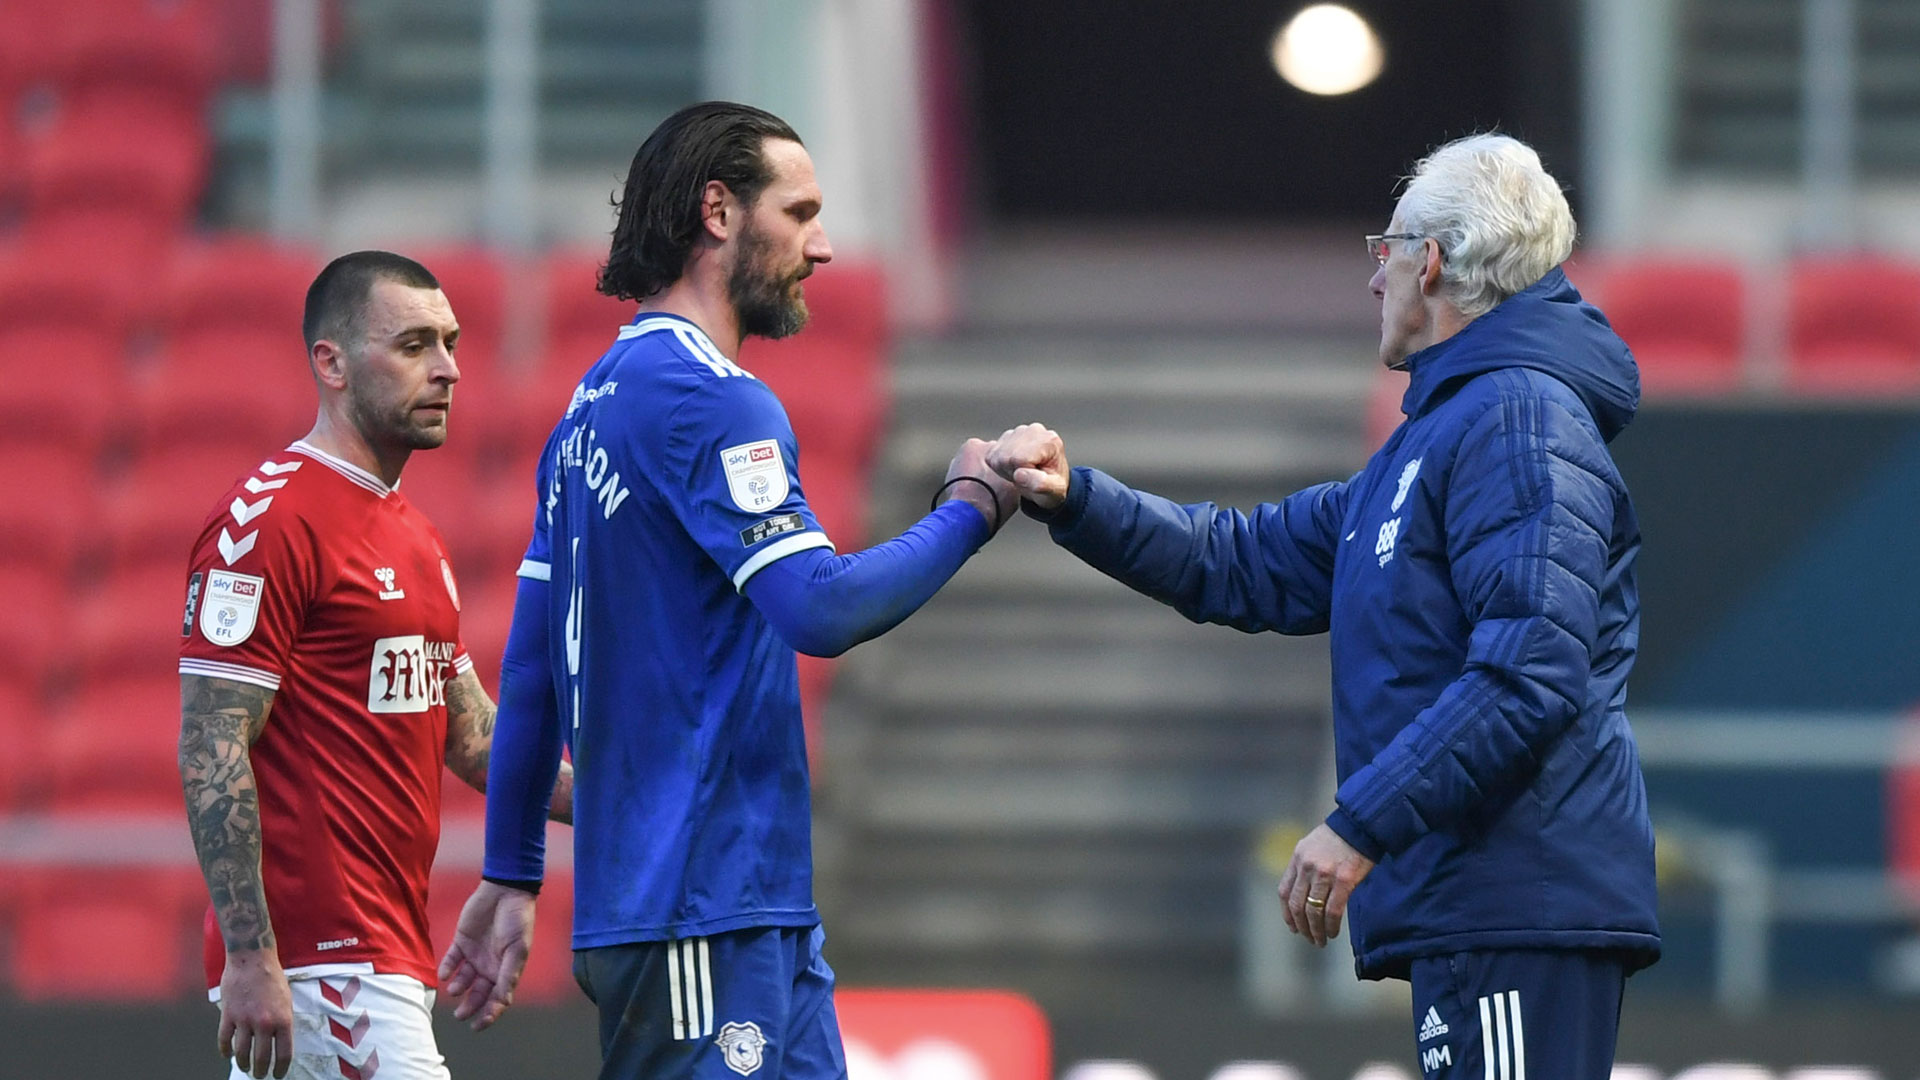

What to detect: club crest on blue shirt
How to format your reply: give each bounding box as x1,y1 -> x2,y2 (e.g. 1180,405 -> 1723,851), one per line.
721,439 -> 790,512
1392,457 -> 1422,511
716,1021 -> 768,1076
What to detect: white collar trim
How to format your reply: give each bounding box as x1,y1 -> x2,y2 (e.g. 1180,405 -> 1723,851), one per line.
290,440 -> 394,497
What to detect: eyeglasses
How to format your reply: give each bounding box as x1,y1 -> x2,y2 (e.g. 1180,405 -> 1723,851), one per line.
1365,233 -> 1425,265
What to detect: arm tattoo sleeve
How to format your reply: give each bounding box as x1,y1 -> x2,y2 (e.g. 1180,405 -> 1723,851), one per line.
178,675 -> 277,954
444,668 -> 496,793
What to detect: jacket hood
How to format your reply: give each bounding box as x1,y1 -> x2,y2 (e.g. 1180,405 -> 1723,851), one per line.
1399,266 -> 1640,442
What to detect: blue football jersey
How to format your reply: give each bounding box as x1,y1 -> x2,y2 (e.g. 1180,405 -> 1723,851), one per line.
519,313 -> 834,947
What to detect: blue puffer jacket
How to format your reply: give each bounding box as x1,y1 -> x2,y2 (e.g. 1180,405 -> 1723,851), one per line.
1041,267 -> 1660,979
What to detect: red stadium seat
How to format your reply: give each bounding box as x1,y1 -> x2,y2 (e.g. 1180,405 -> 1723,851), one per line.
0,674 -> 43,806
164,236 -> 319,339
19,203 -> 179,298
49,0 -> 220,116
542,250 -> 635,348
1787,257 -> 1920,394
22,97 -> 210,228
100,445 -> 258,569
0,1 -> 63,108
794,446 -> 868,551
1581,258 -> 1746,395
395,443 -> 478,539
412,246 -> 510,378
797,260 -> 889,347
0,242 -> 138,333
9,865 -> 203,1000
74,565 -> 193,680
47,674 -> 185,812
746,334 -> 889,470
0,324 -> 126,451
0,119 -> 23,216
437,362 -> 526,473
0,445 -> 102,566
135,327 -> 315,448
455,577 -> 515,693
0,560 -> 65,688
400,448 -> 529,604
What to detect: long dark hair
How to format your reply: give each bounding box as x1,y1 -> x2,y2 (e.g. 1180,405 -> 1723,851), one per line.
599,102 -> 802,302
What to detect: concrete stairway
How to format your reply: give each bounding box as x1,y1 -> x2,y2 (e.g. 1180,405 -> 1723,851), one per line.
816,325 -> 1378,1004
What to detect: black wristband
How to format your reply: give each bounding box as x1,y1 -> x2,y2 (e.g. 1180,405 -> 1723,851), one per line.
482,875 -> 543,896
930,476 -> 1003,530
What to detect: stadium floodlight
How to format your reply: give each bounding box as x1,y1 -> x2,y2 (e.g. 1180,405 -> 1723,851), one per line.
1270,4 -> 1386,96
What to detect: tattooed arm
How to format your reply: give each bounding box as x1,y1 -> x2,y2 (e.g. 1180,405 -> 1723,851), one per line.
179,674 -> 292,1079
444,667 -> 574,825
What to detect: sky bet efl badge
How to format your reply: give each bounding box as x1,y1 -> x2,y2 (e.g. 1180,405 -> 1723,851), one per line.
721,439 -> 789,513
200,569 -> 265,647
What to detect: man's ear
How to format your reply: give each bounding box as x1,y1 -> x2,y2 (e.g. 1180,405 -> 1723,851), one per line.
310,340 -> 349,390
700,180 -> 732,243
1418,238 -> 1446,297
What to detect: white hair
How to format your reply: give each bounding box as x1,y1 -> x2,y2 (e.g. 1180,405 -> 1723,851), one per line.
1392,134 -> 1576,318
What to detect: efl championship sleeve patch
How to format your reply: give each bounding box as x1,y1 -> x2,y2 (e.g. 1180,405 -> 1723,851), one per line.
740,513 -> 807,548
720,439 -> 791,513
200,569 -> 265,647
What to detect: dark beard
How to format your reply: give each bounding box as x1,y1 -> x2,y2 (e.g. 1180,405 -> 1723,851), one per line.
349,385 -> 446,453
728,221 -> 809,341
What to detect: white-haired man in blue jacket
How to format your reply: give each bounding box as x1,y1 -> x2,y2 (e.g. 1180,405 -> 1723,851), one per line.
989,134 -> 1660,1079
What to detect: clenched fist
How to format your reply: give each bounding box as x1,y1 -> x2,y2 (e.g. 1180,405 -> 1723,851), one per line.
985,424 -> 1070,510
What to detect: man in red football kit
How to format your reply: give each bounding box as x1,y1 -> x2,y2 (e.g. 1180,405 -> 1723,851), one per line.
178,250 -> 571,1080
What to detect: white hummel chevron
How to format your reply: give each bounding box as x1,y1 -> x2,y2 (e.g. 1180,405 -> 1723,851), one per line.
258,460 -> 304,476
229,496 -> 273,527
1419,1004 -> 1449,1042
244,475 -> 288,494
218,528 -> 258,566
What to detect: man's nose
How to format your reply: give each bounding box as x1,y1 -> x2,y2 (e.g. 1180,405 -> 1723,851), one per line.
806,224 -> 833,265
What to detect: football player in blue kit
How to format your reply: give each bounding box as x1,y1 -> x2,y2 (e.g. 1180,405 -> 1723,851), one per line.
435,102 -> 1019,1080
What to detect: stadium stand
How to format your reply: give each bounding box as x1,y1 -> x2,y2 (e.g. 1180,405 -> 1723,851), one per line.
411,245 -> 508,381
0,674 -> 33,807
1575,258 -> 1747,395
0,447 -> 99,567
8,865 -> 203,1000
0,561 -> 61,697
1787,256 -> 1920,393
0,1 -> 889,997
48,675 -> 187,813
101,445 -> 262,569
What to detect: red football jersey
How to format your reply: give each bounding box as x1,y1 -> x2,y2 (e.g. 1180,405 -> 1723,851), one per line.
180,440 -> 470,989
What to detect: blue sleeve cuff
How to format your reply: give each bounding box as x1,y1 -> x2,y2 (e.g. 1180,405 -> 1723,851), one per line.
1024,466 -> 1093,528
744,500 -> 989,658
1325,806 -> 1387,863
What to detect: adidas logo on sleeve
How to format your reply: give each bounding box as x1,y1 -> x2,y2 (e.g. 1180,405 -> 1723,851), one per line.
1418,1004 -> 1449,1042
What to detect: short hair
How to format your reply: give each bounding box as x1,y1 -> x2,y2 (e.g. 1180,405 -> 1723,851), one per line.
1392,134 -> 1576,318
599,101 -> 803,302
303,250 -> 441,351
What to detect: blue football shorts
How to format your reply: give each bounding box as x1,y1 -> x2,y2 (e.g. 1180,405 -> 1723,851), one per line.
1407,948 -> 1629,1079
572,923 -> 847,1080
